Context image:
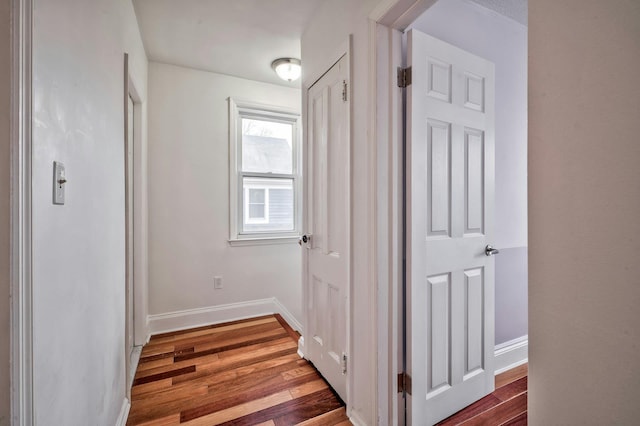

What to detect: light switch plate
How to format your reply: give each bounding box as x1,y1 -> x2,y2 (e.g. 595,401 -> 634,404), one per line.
214,276 -> 223,289
53,161 -> 66,205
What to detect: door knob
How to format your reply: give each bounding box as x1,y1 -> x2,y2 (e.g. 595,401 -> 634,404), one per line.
299,234 -> 312,247
485,245 -> 500,256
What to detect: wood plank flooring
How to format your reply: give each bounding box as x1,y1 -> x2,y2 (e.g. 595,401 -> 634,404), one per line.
127,315 -> 351,426
129,314 -> 526,425
436,364 -> 528,426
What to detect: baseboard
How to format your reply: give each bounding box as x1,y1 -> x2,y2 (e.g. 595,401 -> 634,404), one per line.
147,298 -> 303,336
494,335 -> 528,375
128,345 -> 142,393
115,398 -> 130,426
297,335 -> 305,358
272,298 -> 303,333
348,409 -> 368,426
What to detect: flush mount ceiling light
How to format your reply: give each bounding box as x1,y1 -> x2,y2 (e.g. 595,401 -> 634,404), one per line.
271,58 -> 302,82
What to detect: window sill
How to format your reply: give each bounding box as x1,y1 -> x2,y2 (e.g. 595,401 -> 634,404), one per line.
228,236 -> 300,247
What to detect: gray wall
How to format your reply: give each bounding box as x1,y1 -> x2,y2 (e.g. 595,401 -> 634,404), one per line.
411,0 -> 528,345
0,0 -> 10,424
495,247 -> 527,343
529,0 -> 640,423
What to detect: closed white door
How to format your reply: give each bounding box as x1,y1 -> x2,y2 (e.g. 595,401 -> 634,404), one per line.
303,55 -> 350,401
406,29 -> 496,425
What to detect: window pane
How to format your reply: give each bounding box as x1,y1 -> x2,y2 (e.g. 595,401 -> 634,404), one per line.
241,118 -> 293,174
242,177 -> 294,233
249,204 -> 265,219
249,188 -> 265,204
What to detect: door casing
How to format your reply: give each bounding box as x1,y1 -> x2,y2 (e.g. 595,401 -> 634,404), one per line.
125,60 -> 148,349
11,0 -> 35,423
124,53 -> 147,400
370,1 -> 445,425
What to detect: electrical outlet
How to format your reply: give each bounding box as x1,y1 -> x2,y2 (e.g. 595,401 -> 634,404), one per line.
214,276 -> 223,289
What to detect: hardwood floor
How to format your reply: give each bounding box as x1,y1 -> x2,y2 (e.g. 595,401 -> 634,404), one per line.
436,364 -> 528,426
129,314 -> 526,425
127,315 -> 351,426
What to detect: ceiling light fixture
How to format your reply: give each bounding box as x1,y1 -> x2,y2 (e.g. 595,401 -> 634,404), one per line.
271,58 -> 302,82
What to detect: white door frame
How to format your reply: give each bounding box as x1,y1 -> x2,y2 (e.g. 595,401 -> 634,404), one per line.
10,0 -> 34,424
301,35 -> 353,416
124,54 -> 148,349
125,60 -> 149,349
369,1 -> 440,424
123,52 -> 150,406
123,53 -> 146,400
127,67 -> 150,352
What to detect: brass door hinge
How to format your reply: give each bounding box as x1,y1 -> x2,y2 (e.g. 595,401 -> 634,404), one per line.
342,80 -> 348,102
397,67 -> 412,88
398,372 -> 412,395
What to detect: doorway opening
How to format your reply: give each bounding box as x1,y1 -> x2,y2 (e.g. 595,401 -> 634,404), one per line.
131,0 -> 351,415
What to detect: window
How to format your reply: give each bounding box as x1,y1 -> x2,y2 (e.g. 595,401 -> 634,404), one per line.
229,99 -> 301,243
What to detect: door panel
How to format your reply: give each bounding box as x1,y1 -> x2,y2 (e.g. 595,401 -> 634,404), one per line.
426,273 -> 451,397
304,55 -> 349,401
465,128 -> 484,235
427,119 -> 451,238
407,29 -> 495,425
464,267 -> 484,377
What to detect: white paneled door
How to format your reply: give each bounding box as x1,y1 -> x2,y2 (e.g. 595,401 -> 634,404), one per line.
406,29 -> 496,425
303,54 -> 349,402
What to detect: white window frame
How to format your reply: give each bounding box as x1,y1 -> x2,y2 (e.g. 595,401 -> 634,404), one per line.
228,98 -> 302,245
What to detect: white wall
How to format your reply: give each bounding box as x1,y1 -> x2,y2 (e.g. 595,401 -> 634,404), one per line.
147,62 -> 302,328
529,0 -> 640,423
302,0 -> 379,423
0,1 -> 10,424
410,0 -> 528,345
31,0 -> 147,423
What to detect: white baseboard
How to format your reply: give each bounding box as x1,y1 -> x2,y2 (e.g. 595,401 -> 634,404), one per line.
494,335 -> 528,375
297,335 -> 305,358
348,409 -> 368,426
128,345 -> 142,392
115,398 -> 130,426
272,298 -> 303,333
147,297 -> 303,337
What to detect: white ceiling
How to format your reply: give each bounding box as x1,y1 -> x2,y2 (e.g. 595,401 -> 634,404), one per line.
132,0 -> 525,88
467,0 -> 527,25
132,0 -> 326,87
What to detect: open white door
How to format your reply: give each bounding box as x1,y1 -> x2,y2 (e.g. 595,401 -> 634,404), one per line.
406,29 -> 496,425
303,54 -> 350,402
